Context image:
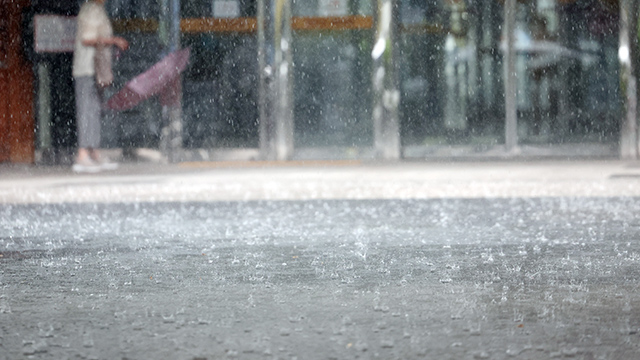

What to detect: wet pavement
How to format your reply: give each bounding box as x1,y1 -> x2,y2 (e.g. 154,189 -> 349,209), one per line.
1,160 -> 640,359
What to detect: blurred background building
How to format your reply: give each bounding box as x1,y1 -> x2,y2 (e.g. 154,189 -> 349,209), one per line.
0,0 -> 634,164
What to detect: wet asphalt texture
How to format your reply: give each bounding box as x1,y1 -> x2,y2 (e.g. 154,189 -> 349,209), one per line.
1,197 -> 640,359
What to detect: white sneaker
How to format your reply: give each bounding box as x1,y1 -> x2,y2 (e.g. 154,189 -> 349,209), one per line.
72,159 -> 101,173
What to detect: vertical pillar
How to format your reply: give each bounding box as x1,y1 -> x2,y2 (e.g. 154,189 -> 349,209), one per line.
555,3 -> 570,136
273,0 -> 294,160
467,1 -> 480,130
503,0 -> 518,152
489,0 -> 502,121
619,0 -> 638,159
159,0 -> 183,163
257,0 -> 273,159
37,63 -> 52,151
372,0 -> 400,160
258,0 -> 293,160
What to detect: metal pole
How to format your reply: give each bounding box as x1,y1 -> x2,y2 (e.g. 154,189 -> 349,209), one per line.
372,0 -> 400,160
619,0 -> 638,159
37,63 -> 52,151
170,0 -> 180,51
556,2 -> 570,137
503,0 -> 518,152
636,3 -> 640,157
257,0 -> 272,159
159,0 -> 183,163
272,0 -> 294,160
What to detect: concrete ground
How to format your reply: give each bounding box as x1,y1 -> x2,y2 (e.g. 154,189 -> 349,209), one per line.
1,159 -> 640,360
1,159 -> 640,203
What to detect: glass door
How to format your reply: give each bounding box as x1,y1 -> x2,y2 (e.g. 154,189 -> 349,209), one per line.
291,0 -> 374,149
398,0 -> 505,149
181,0 -> 260,148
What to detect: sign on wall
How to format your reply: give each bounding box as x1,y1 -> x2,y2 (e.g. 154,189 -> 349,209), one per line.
318,0 -> 348,16
34,15 -> 76,53
213,1 -> 240,18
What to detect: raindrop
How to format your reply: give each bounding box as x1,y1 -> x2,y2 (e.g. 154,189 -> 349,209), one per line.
473,350 -> 491,359
380,340 -> 394,348
82,334 -> 94,348
162,314 -> 176,323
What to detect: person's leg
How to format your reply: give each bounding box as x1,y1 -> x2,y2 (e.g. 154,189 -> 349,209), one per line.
77,148 -> 91,162
75,76 -> 101,153
89,85 -> 104,163
86,85 -> 118,169
74,76 -> 102,172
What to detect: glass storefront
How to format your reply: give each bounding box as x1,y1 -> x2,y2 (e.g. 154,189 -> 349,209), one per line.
181,0 -> 259,148
398,0 -> 620,151
99,0 -> 620,157
106,0 -> 260,150
182,32 -> 259,148
105,1 -> 163,149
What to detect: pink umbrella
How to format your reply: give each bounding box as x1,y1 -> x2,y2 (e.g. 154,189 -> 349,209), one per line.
106,48 -> 190,111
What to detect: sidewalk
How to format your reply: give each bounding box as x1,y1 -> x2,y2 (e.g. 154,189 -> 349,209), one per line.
1,159 -> 640,204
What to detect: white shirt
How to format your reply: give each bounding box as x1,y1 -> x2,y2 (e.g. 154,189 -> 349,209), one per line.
72,1 -> 113,78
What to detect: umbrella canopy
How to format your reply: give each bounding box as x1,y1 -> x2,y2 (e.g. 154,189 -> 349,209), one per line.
106,48 -> 190,111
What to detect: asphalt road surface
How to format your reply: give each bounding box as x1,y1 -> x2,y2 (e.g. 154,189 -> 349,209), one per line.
2,196 -> 639,359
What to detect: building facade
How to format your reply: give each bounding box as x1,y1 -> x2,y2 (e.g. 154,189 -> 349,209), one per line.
0,0 -> 635,163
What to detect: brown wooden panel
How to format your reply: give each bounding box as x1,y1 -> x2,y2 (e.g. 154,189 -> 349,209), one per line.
0,5 -> 11,162
113,15 -> 374,34
0,0 -> 34,163
0,70 -> 9,162
113,18 -> 257,34
292,16 -> 373,31
181,17 -> 257,33
9,65 -> 35,163
400,23 -> 444,34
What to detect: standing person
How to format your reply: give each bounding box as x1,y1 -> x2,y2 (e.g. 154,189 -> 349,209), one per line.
72,0 -> 128,173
